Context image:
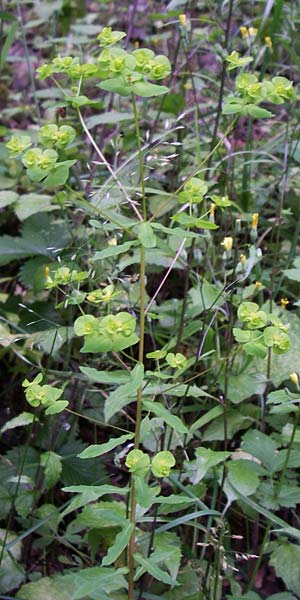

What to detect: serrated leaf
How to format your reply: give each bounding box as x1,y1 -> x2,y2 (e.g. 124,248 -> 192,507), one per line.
102,521 -> 134,566
78,433 -> 134,459
142,400 -> 188,435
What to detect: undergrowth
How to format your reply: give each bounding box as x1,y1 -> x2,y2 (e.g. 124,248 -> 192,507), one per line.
0,1 -> 300,599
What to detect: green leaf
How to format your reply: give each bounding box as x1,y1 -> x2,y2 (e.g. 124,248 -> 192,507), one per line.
134,552 -> 178,586
226,459 -> 260,500
44,164 -> 73,187
80,367 -> 131,384
15,193 -> 55,220
45,400 -> 69,415
143,400 -> 188,435
270,543 -> 300,595
187,447 -> 230,483
132,81 -> 169,97
98,78 -> 132,96
40,451 -> 62,489
137,222 -> 157,248
1,412 -> 34,434
246,104 -> 274,118
102,521 -> 134,566
78,433 -> 134,459
283,268 -> 300,282
86,111 -> 134,128
0,190 -> 18,209
93,240 -> 139,261
0,529 -> 25,594
105,363 -> 144,422
242,430 -> 278,473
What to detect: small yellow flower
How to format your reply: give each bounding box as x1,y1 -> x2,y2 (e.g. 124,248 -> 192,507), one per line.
248,27 -> 258,37
280,297 -> 289,309
209,202 -> 216,219
108,237 -> 117,246
265,36 -> 272,48
240,26 -> 249,39
289,372 -> 299,386
252,213 -> 259,230
179,14 -> 187,27
240,254 -> 247,264
255,281 -> 262,289
184,81 -> 192,90
221,236 -> 233,253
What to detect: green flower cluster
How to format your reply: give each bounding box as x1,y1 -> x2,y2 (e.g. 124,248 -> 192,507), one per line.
125,449 -> 175,478
37,28 -> 171,99
223,71 -> 295,118
233,301 -> 291,358
178,177 -> 208,205
23,374 -> 68,415
74,311 -> 139,353
44,266 -> 88,289
6,124 -> 76,185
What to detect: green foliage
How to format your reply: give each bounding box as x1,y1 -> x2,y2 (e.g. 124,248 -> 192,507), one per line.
1,4 -> 300,600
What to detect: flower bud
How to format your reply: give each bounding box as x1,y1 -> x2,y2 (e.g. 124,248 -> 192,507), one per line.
289,372 -> 299,386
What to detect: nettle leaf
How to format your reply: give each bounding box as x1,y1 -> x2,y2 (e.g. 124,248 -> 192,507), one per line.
78,433 -> 134,459
102,521 -> 134,566
143,400 -> 188,435
105,363 -> 144,422
270,543 -> 300,595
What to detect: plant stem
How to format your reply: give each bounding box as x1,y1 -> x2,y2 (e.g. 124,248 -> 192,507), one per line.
128,93 -> 147,600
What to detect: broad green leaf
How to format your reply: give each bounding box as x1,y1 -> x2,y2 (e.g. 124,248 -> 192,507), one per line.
137,222 -> 157,248
270,543 -> 300,595
105,363 -> 144,422
283,268 -> 300,282
134,552 -> 178,586
98,78 -> 132,96
0,190 -> 18,209
246,104 -> 274,118
78,433 -> 134,459
45,400 -> 69,415
44,164 -> 72,187
15,193 -> 55,220
74,501 -> 126,529
72,566 -> 128,599
242,429 -> 278,473
132,81 -> 169,97
80,367 -> 131,384
226,459 -> 260,499
86,111 -> 134,128
187,447 -> 230,483
0,529 -> 25,593
40,451 -> 62,489
203,406 -> 256,441
1,411 -> 34,434
102,521 -> 134,566
93,240 -> 139,261
143,400 -> 188,435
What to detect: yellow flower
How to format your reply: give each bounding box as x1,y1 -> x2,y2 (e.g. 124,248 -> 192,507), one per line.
280,297 -> 289,309
221,236 -> 233,253
209,202 -> 216,220
248,27 -> 258,37
240,254 -> 247,264
184,81 -> 192,90
240,26 -> 248,39
255,281 -> 262,289
289,372 -> 299,386
179,14 -> 187,27
252,213 -> 259,230
265,36 -> 272,48
108,237 -> 117,246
